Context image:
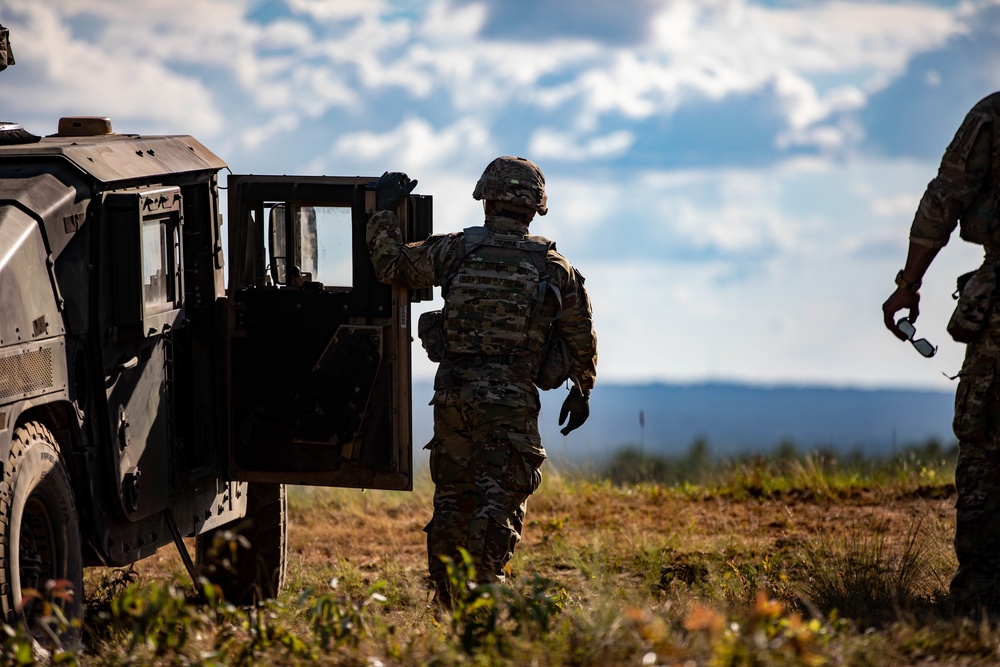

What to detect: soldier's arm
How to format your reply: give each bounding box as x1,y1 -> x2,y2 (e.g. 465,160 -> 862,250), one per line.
554,265 -> 597,393
884,102 -> 994,340
909,106 -> 994,248
365,210 -> 460,288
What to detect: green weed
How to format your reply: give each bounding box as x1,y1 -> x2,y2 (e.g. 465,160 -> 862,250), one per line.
0,579 -> 82,666
438,548 -> 566,656
301,579 -> 387,650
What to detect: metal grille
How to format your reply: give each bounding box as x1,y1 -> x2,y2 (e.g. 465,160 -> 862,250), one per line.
0,347 -> 54,400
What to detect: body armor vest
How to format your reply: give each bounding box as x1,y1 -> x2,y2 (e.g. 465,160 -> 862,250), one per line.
443,226 -> 559,358
955,99 -> 1000,248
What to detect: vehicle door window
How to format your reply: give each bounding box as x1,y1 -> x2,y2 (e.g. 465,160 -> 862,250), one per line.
141,213 -> 178,312
270,204 -> 353,288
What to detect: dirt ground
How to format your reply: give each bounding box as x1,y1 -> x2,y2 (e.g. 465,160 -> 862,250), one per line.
119,482 -> 959,601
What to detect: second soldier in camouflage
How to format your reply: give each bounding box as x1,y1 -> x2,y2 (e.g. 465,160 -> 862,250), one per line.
367,158 -> 598,605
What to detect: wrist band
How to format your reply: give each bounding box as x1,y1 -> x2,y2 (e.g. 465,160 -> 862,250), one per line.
895,269 -> 921,293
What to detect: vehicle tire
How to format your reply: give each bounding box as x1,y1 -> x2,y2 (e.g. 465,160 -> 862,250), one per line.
195,482 -> 287,605
0,422 -> 84,647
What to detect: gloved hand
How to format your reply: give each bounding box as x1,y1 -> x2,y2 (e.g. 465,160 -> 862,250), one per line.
375,171 -> 418,211
559,385 -> 590,436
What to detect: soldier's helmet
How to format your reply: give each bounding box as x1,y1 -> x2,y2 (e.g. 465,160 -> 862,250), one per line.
472,156 -> 548,216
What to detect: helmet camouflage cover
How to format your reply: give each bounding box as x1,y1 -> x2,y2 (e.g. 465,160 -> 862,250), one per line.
472,156 -> 548,216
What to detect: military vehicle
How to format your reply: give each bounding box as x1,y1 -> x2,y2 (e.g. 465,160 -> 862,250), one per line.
0,116 -> 431,638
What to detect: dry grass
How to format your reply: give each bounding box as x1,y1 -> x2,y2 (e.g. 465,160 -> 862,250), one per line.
64,455 -> 1000,666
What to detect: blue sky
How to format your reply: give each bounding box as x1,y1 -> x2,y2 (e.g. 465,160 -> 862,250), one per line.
2,0 -> 999,390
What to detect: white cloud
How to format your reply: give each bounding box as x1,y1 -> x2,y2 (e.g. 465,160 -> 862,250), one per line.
285,66 -> 360,115
410,38 -> 604,117
330,116 -> 494,172
5,0 -> 971,159
552,0 -> 965,143
554,153 -> 985,388
3,2 -> 225,136
529,129 -> 634,162
736,1 -> 961,73
2,0 -> 992,393
540,179 -> 619,242
242,113 -> 302,151
871,194 -> 920,219
631,165 -> 803,258
63,0 -> 258,69
418,0 -> 486,40
285,0 -> 387,22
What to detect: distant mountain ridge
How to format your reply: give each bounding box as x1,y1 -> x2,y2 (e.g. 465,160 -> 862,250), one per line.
411,381 -> 957,464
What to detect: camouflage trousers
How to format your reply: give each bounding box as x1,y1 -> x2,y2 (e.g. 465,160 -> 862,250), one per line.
950,287 -> 1000,611
424,383 -> 545,597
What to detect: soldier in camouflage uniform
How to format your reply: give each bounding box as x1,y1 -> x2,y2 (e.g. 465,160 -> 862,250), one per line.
367,158 -> 597,605
883,91 -> 1000,613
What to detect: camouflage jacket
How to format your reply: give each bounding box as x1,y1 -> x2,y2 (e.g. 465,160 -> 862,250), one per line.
367,210 -> 598,392
910,91 -> 1000,250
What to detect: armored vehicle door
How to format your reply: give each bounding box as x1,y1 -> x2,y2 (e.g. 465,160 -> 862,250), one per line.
226,175 -> 432,490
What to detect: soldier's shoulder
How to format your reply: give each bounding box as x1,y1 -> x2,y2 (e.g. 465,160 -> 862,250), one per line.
978,91 -> 1000,106
971,92 -> 1000,116
426,231 -> 462,246
542,246 -> 579,283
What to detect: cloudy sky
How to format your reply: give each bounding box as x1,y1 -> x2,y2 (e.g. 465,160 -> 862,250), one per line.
3,0 -> 1000,391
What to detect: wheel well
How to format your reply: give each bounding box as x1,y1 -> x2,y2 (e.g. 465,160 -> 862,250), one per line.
10,404 -> 96,565
14,402 -> 83,456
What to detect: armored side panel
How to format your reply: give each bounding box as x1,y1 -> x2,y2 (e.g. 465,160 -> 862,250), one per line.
0,188 -> 68,426
0,127 -> 239,567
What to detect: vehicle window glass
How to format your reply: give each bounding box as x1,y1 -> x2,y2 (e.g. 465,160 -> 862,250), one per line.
297,205 -> 352,288
269,204 -> 288,285
142,215 -> 174,312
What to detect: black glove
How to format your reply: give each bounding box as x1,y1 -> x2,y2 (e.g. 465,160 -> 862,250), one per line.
375,171 -> 418,211
559,386 -> 590,436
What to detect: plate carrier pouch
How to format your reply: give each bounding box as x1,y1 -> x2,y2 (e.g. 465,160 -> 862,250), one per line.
533,334 -> 572,390
948,263 -> 998,343
418,309 -> 445,362
442,226 -> 562,370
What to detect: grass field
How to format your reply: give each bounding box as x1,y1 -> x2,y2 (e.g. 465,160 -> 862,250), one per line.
13,444 -> 1000,666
